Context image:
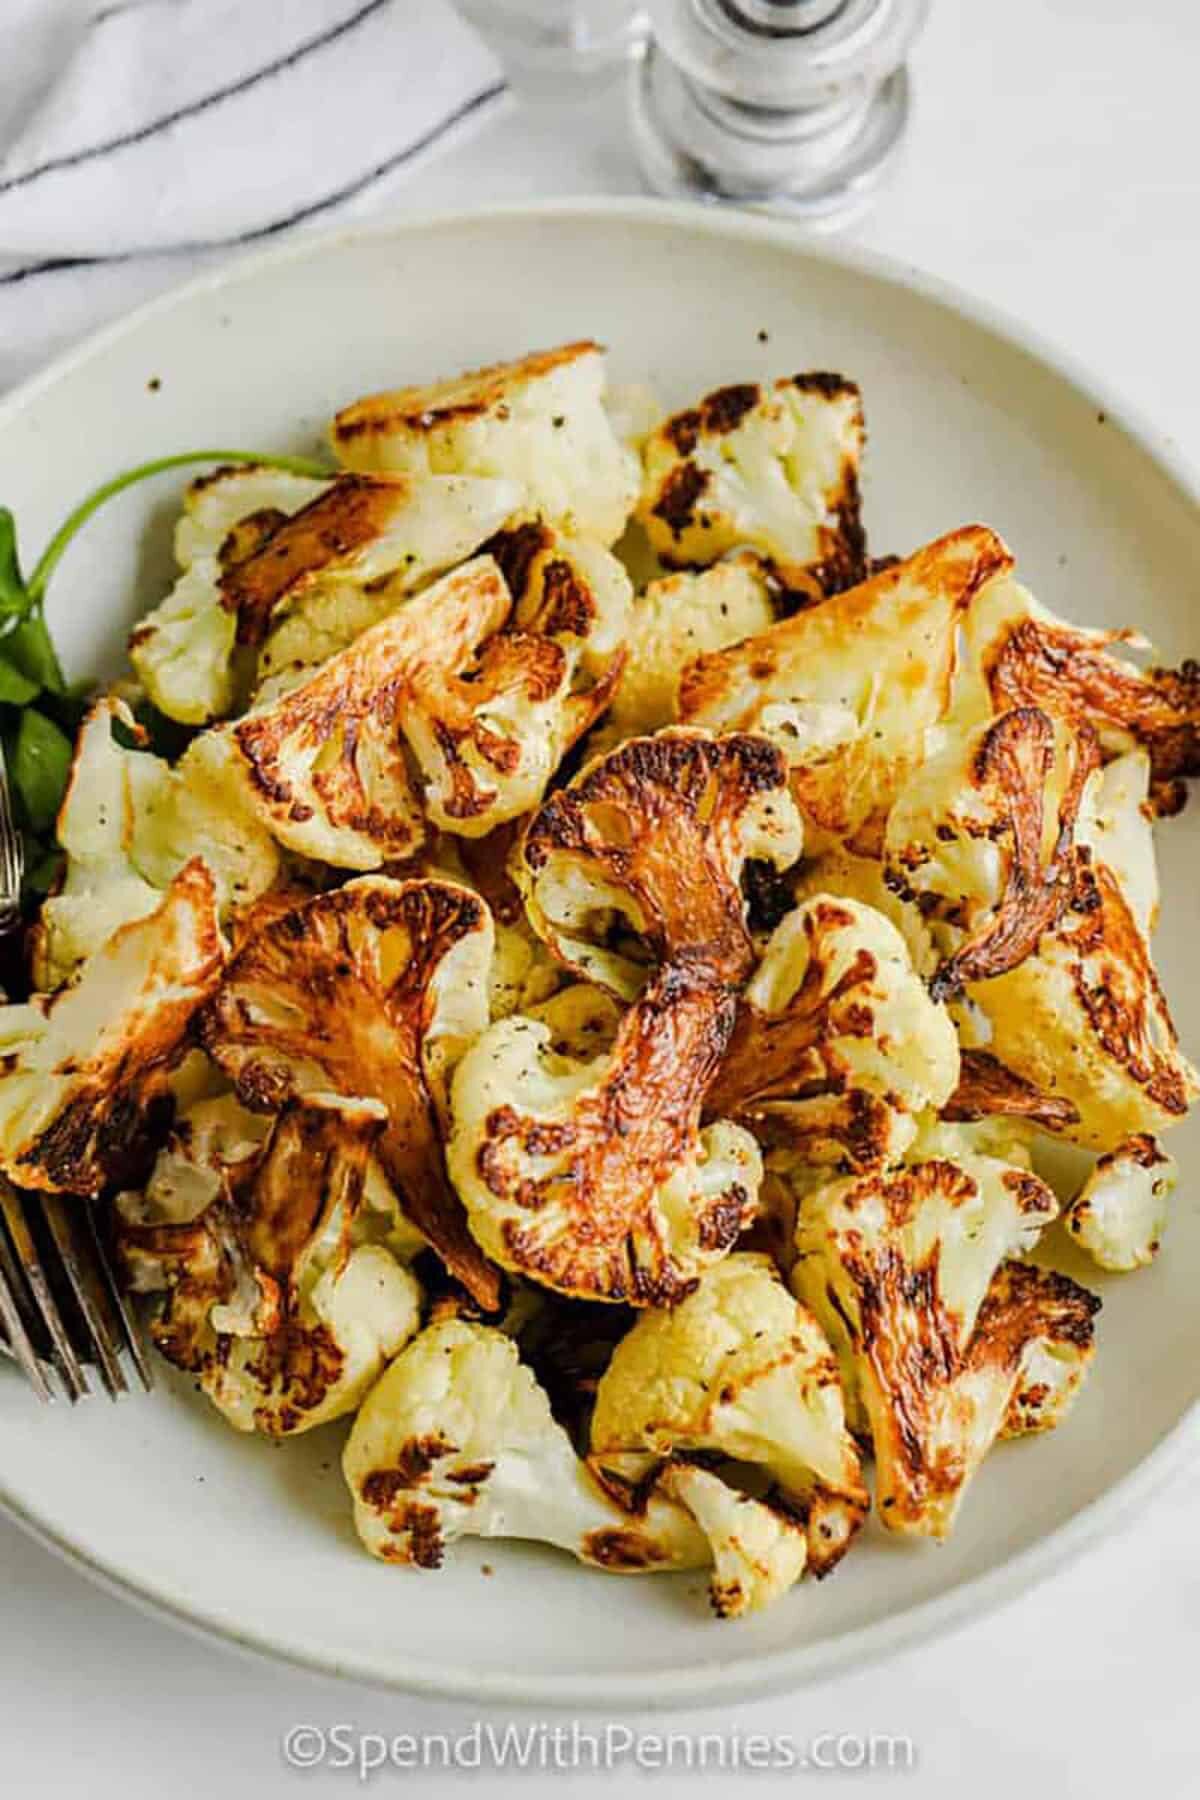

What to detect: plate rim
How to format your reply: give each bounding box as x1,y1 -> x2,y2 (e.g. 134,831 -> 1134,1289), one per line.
1,195 -> 1198,1709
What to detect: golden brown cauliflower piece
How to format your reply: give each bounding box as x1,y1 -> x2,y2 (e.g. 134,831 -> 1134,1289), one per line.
970,766 -> 1198,1148
1063,1133 -> 1177,1272
596,555 -> 777,749
119,1091 -> 422,1434
706,896 -> 960,1171
32,697 -> 281,990
216,541 -> 629,866
957,573 -> 1200,794
448,959 -> 761,1306
680,527 -> 1012,852
637,374 -> 866,597
0,861 -> 223,1195
591,1254 -> 868,1578
201,876 -> 501,1308
793,1154 -> 1098,1537
517,728 -> 803,1000
883,706 -> 1097,1000
131,469 -> 518,724
343,1317 -> 712,1577
331,341 -> 638,546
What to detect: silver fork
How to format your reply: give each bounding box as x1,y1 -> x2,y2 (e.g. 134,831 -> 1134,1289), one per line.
0,742 -> 153,1403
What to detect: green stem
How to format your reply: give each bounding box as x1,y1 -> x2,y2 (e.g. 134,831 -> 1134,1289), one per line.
25,448 -> 330,604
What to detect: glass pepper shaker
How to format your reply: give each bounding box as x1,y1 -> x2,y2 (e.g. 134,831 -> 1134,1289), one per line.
631,0 -> 930,228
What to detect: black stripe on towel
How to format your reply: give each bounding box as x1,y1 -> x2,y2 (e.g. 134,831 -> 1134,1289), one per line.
0,80 -> 507,288
0,0 -> 393,198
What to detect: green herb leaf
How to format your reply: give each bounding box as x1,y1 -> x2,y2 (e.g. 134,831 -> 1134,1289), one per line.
3,609 -> 65,694
23,840 -> 64,897
12,706 -> 73,833
0,508 -> 27,616
0,652 -> 39,706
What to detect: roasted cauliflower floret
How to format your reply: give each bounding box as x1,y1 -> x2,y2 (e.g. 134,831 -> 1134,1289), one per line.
657,1462 -> 808,1619
398,528 -> 630,835
131,470 -> 518,725
792,1154 -> 1097,1536
1064,1134 -> 1177,1271
592,1255 -> 868,1575
971,764 -> 1198,1148
681,527 -> 1012,852
883,707 -> 1096,1000
517,728 -> 803,999
791,843 -> 936,977
957,573 -> 1200,792
172,463 -> 330,568
1076,750 -> 1158,936
33,698 -> 280,988
597,556 -> 776,748
0,861 -> 223,1194
448,959 -> 761,1305
637,374 -> 866,596
217,547 -> 628,866
942,1048 -> 1082,1137
343,1318 -> 710,1574
706,897 -> 960,1171
201,876 -> 501,1308
119,1092 -> 423,1434
332,341 -> 638,546
131,465 -> 330,724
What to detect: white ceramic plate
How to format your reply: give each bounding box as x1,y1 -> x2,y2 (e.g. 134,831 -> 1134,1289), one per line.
1,201 -> 1198,1709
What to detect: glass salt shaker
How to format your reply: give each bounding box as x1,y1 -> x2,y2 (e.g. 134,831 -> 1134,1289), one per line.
631,0 -> 930,228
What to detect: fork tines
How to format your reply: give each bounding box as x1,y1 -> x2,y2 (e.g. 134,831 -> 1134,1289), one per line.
0,1181 -> 153,1403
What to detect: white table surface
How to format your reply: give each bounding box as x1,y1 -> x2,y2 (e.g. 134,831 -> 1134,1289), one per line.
3,2 -> 1199,1792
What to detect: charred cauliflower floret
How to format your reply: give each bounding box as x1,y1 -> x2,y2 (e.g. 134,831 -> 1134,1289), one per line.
119,1091 -> 422,1434
32,698 -> 280,989
793,1154 -> 1098,1535
681,527 -> 1012,852
129,464 -> 329,724
706,897 -> 960,1171
201,876 -> 501,1309
448,959 -> 761,1305
655,1462 -> 808,1619
172,463 -> 331,568
1077,750 -> 1158,936
331,341 -> 638,546
398,527 -> 631,835
597,556 -> 776,749
1064,1134 -> 1177,1271
131,470 -> 518,725
791,843 -> 936,977
517,728 -> 803,1000
0,861 -> 223,1194
592,1255 -> 868,1576
883,707 -> 1096,1000
637,374 -> 866,596
217,547 -> 628,866
971,760 -> 1198,1148
942,1048 -> 1082,1137
343,1317 -> 710,1574
957,573 -> 1200,794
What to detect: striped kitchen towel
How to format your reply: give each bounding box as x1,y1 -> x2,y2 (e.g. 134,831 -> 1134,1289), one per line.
0,0 -> 508,388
